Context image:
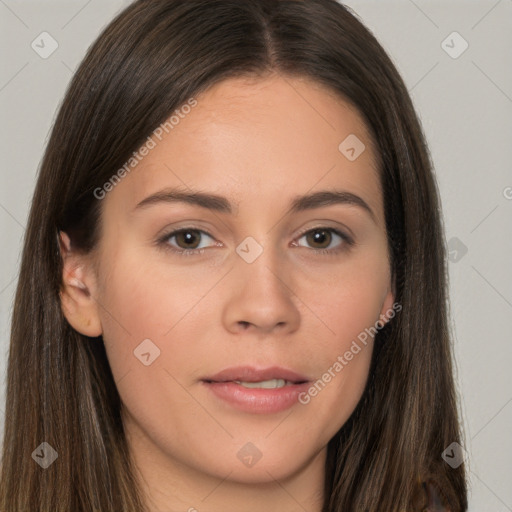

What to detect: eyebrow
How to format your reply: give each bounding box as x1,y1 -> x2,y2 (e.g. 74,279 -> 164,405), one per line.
134,187 -> 376,223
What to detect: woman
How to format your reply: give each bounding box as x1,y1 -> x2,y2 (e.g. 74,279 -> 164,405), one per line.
0,0 -> 468,510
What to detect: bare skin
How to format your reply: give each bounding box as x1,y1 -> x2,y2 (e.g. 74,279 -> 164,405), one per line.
59,73 -> 395,512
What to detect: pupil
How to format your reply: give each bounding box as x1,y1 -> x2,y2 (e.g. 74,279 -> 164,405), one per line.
178,230 -> 199,248
308,229 -> 330,248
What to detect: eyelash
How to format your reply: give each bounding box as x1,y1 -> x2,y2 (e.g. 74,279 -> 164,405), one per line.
156,225 -> 354,258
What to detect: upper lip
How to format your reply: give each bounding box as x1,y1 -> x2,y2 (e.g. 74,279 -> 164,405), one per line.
202,366 -> 310,384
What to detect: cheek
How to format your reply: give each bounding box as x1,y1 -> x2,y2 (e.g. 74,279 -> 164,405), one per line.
95,251 -> 212,440
293,252 -> 389,429
306,246 -> 390,341
95,246 -> 221,381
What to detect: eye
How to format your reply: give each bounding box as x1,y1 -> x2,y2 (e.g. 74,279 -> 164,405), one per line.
158,228 -> 217,256
294,227 -> 353,255
157,225 -> 354,258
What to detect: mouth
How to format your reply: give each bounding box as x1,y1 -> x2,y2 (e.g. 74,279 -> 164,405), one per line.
202,365 -> 310,384
226,378 -> 302,389
201,366 -> 311,414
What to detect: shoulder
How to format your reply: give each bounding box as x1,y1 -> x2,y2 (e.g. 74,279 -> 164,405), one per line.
422,480 -> 451,512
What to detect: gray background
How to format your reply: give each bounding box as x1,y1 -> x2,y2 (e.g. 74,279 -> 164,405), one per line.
1,0 -> 511,509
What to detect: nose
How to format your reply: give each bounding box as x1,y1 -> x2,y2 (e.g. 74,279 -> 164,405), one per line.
221,244 -> 301,336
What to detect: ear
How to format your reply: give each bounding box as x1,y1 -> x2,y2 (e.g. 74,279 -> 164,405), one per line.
377,286 -> 396,329
58,231 -> 103,337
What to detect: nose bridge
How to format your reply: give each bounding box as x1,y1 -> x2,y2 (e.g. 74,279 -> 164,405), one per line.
235,233 -> 287,292
221,231 -> 300,333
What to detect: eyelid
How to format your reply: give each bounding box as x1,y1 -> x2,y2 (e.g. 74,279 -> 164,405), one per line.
293,224 -> 353,244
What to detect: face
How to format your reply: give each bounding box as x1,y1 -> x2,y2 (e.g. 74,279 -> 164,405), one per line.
60,74 -> 394,494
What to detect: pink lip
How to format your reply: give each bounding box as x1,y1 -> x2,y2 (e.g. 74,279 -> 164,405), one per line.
203,365 -> 310,384
201,365 -> 311,414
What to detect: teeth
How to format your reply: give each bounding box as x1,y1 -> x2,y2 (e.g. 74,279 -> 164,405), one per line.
233,378 -> 289,389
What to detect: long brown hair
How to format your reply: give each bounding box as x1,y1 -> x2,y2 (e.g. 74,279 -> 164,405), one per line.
0,1 -> 467,510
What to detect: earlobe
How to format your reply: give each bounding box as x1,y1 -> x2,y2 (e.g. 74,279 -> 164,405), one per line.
58,231 -> 103,338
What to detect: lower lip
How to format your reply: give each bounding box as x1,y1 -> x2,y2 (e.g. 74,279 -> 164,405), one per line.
203,381 -> 310,414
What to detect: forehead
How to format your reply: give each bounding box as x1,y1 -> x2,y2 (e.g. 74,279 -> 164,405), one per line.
184,74 -> 375,159
104,74 -> 383,223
